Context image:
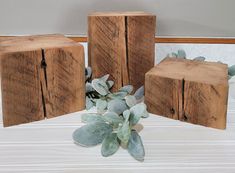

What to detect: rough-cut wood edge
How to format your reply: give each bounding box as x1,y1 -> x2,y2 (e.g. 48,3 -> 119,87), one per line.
2,36 -> 235,44
145,58 -> 229,129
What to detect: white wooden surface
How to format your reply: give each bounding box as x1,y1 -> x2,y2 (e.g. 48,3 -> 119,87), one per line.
0,94 -> 235,173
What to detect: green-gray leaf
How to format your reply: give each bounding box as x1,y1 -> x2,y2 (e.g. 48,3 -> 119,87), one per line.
134,86 -> 144,100
85,67 -> 92,80
73,122 -> 112,147
128,130 -> 145,161
107,80 -> 114,89
171,52 -> 178,58
229,65 -> 235,76
123,110 -> 130,121
92,79 -> 109,96
86,97 -> 94,110
193,56 -> 206,61
119,85 -> 133,94
107,99 -> 128,115
103,112 -> 124,127
125,95 -> 137,107
86,82 -> 93,93
100,74 -> 110,82
130,103 -> 147,125
108,92 -> 128,99
101,133 -> 120,157
177,49 -> 186,58
81,113 -> 104,123
96,99 -> 107,113
117,121 -> 131,144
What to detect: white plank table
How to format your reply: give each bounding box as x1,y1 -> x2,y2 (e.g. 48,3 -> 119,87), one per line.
0,97 -> 235,173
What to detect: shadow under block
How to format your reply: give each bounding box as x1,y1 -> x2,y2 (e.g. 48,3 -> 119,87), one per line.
0,34 -> 85,127
88,12 -> 156,91
145,58 -> 229,129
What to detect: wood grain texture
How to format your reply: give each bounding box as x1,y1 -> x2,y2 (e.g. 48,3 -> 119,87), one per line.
88,12 -> 155,91
0,35 -> 85,127
145,58 -> 229,129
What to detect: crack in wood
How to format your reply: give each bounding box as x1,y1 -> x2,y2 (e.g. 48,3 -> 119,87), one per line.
40,49 -> 48,118
40,81 -> 47,118
182,78 -> 186,121
41,49 -> 48,88
122,16 -> 130,86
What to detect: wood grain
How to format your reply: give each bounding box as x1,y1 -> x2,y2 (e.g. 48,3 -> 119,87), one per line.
88,12 -> 156,91
0,35 -> 85,127
145,58 -> 229,129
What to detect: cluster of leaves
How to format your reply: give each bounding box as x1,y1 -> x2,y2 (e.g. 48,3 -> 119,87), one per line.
166,49 -> 235,79
72,67 -> 148,161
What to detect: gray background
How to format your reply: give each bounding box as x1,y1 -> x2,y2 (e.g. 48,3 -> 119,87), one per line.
0,0 -> 235,37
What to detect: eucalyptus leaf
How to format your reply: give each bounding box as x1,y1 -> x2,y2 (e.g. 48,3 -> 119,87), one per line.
85,67 -> 92,80
81,113 -> 104,123
92,79 -> 109,96
96,99 -> 107,113
108,92 -> 128,99
100,74 -> 110,82
86,82 -> 93,93
129,103 -> 147,126
134,86 -> 144,100
177,49 -> 186,58
73,122 -> 112,147
103,112 -> 123,127
125,95 -> 137,107
128,130 -> 145,161
117,121 -> 131,144
86,97 -> 94,110
193,56 -> 206,61
101,133 -> 120,157
229,65 -> 235,76
119,85 -> 133,94
107,99 -> 128,115
142,110 -> 150,118
123,110 -> 130,121
171,52 -> 178,58
107,80 -> 114,89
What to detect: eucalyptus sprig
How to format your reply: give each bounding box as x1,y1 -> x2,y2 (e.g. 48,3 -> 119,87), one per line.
166,49 -> 235,79
73,67 -> 148,161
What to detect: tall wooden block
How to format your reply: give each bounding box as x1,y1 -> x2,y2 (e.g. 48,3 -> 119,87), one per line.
145,58 -> 228,129
0,34 -> 85,127
88,12 -> 156,91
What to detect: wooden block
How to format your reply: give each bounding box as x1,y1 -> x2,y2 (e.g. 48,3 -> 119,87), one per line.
145,58 -> 229,129
0,34 -> 85,127
88,12 -> 156,91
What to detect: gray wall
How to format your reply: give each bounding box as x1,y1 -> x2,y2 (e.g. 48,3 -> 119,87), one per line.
0,0 -> 235,37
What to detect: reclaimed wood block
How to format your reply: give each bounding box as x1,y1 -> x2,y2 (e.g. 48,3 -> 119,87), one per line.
0,34 -> 85,127
145,58 -> 229,129
88,12 -> 156,91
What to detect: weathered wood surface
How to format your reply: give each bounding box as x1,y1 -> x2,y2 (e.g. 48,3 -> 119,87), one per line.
145,58 -> 228,129
0,34 -> 85,127
88,12 -> 156,91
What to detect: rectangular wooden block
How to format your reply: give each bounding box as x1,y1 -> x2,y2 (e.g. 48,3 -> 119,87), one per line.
0,34 -> 85,127
88,12 -> 156,91
145,58 -> 229,129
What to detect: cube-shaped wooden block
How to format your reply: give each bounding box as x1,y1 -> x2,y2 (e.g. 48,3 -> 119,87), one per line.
0,34 -> 85,127
145,58 -> 229,129
88,12 -> 156,91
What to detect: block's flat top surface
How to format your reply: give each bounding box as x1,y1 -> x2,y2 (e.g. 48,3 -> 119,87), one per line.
0,34 -> 81,53
89,11 -> 155,17
147,58 -> 228,85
